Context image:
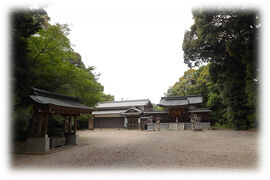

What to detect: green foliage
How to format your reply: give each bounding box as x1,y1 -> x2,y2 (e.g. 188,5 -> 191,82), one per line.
100,93 -> 115,102
166,65 -> 210,108
24,23 -> 111,107
212,121 -> 232,129
47,115 -> 65,137
182,8 -> 259,130
11,9 -> 49,106
77,114 -> 92,129
12,106 -> 33,141
11,8 -> 114,140
166,68 -> 197,96
152,104 -> 164,111
166,65 -> 225,126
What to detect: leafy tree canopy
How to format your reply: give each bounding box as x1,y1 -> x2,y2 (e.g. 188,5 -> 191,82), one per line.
11,8 -> 114,140
166,64 -> 226,126
181,8 -> 259,129
152,104 -> 164,111
166,65 -> 210,107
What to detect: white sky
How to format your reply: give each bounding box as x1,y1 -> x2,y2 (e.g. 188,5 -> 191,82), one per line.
44,3 -> 193,104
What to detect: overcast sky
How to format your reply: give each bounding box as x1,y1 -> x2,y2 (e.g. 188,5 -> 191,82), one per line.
2,0 -> 266,105
41,2 -> 195,104
1,0 -> 270,178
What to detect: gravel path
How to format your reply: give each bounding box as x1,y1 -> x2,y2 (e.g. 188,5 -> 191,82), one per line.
11,129 -> 258,170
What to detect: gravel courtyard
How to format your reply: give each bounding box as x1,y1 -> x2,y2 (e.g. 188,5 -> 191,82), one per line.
12,129 -> 258,170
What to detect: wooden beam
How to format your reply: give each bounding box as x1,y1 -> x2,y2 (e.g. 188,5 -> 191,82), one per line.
50,105 -> 92,115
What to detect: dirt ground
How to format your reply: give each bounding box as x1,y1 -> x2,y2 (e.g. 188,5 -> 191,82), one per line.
11,129 -> 259,170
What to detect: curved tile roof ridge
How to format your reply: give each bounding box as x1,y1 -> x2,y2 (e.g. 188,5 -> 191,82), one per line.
161,95 -> 202,99
32,87 -> 80,102
100,99 -> 150,104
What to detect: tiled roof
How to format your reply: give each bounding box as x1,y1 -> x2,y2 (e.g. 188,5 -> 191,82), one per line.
95,99 -> 152,109
188,109 -> 212,113
92,109 -> 127,115
121,107 -> 143,116
144,111 -> 169,114
29,87 -> 93,110
124,107 -> 143,113
158,96 -> 203,107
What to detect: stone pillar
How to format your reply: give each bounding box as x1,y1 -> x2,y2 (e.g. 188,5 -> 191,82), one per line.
156,116 -> 160,131
124,116 -> 127,128
138,118 -> 141,130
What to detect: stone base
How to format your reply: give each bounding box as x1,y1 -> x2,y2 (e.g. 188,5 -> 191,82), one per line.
159,123 -> 170,130
66,134 -> 76,145
184,123 -> 193,130
146,123 -> 154,131
192,123 -> 203,131
26,137 -> 50,153
178,123 -> 185,130
50,137 -> 66,148
155,123 -> 211,130
185,122 -> 210,130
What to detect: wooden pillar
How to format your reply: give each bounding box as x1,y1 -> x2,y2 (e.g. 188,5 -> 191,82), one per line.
31,113 -> 37,137
68,116 -> 72,134
36,114 -> 43,137
74,116 -> 77,133
179,109 -> 183,122
88,117 -> 94,129
64,116 -> 68,134
42,114 -> 49,136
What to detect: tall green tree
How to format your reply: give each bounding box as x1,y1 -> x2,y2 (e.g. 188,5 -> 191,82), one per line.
26,23 -> 107,106
11,8 -> 49,107
166,65 -> 210,108
166,64 -> 225,126
11,8 -> 114,140
10,9 -> 49,141
182,8 -> 259,129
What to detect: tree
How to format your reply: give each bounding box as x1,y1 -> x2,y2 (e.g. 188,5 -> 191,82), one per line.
11,8 -> 114,140
166,64 -> 225,126
10,8 -> 50,141
182,8 -> 259,129
152,104 -> 164,111
11,8 -> 49,107
166,65 -> 210,108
